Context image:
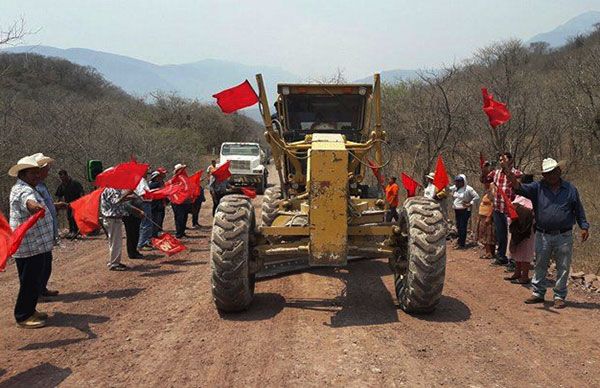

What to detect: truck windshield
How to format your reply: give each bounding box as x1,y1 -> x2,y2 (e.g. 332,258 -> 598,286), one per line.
222,144 -> 260,156
285,94 -> 365,131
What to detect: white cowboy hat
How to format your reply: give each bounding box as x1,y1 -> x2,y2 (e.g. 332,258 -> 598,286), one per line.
541,158 -> 565,173
426,172 -> 435,180
31,152 -> 55,167
174,163 -> 187,172
8,155 -> 42,177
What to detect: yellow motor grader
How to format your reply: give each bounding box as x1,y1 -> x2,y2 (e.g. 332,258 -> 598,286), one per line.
210,74 -> 446,313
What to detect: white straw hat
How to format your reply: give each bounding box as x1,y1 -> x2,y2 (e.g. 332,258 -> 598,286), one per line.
174,163 -> 187,172
541,158 -> 565,173
426,172 -> 435,180
8,155 -> 42,177
31,152 -> 55,167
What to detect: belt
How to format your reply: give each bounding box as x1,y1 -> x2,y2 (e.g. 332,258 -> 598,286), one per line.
535,227 -> 571,235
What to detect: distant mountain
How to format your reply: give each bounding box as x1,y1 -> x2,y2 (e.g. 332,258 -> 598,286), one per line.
0,46 -> 299,103
354,69 -> 420,84
527,11 -> 600,47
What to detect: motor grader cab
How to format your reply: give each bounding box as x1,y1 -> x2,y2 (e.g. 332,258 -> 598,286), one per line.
210,74 -> 447,314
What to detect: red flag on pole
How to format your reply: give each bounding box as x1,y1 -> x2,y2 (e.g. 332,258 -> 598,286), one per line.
168,170 -> 192,205
0,213 -> 13,272
367,159 -> 385,188
188,170 -> 203,199
212,161 -> 231,183
482,88 -> 511,128
70,188 -> 103,235
497,186 -> 519,220
433,155 -> 449,191
401,173 -> 421,197
143,183 -> 184,201
240,187 -> 257,199
212,80 -> 259,114
1,209 -> 46,272
151,233 -> 186,256
95,160 -> 149,190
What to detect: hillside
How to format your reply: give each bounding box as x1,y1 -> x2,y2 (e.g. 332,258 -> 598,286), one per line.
1,46 -> 298,103
0,52 -> 262,208
527,10 -> 600,47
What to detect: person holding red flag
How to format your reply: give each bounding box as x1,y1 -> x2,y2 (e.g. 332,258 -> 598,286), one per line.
148,168 -> 167,238
189,170 -> 205,228
209,161 -> 231,216
8,155 -> 57,329
485,152 -> 522,266
170,164 -> 192,238
384,177 -> 400,222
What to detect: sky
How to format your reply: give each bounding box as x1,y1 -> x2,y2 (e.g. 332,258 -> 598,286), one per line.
2,0 -> 600,80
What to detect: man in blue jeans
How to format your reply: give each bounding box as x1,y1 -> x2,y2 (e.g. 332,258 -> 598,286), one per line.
486,152 -> 521,266
504,158 -> 589,309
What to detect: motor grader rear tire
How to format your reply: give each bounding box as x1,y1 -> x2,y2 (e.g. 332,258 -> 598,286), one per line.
211,194 -> 256,312
395,197 -> 446,313
261,186 -> 282,226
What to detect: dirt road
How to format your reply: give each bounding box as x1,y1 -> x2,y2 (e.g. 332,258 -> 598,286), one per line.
1,188 -> 599,387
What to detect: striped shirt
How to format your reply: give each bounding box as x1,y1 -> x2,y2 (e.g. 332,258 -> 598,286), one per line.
9,179 -> 55,258
488,168 -> 522,214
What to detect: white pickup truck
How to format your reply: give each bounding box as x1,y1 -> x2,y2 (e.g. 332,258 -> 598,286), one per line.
219,142 -> 268,194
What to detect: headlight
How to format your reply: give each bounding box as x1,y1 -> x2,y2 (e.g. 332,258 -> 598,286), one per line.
282,86 -> 290,95
359,87 -> 367,96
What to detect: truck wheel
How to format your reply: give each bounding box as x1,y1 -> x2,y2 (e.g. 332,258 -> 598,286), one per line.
261,186 -> 282,226
394,197 -> 446,313
211,194 -> 256,312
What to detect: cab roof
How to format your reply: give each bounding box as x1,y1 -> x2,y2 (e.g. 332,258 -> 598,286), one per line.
277,84 -> 372,96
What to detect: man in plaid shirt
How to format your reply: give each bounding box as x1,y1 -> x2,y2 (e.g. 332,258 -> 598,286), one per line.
8,155 -> 56,329
486,152 -> 521,265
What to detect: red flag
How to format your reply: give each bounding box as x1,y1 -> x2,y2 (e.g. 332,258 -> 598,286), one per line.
1,209 -> 46,271
367,159 -> 385,188
482,88 -> 511,128
188,170 -> 203,199
433,155 -> 449,191
240,187 -> 256,199
143,183 -> 184,201
401,173 -> 421,197
212,80 -> 259,114
212,161 -> 231,183
70,189 -> 103,235
497,186 -> 519,220
95,160 -> 149,190
168,170 -> 192,205
151,233 -> 186,256
0,213 -> 12,272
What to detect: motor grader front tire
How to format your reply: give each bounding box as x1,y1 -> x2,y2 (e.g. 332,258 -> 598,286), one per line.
394,197 -> 446,313
261,186 -> 282,226
211,194 -> 256,312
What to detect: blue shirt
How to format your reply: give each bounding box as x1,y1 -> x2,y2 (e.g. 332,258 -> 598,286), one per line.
36,182 -> 59,239
516,179 -> 589,232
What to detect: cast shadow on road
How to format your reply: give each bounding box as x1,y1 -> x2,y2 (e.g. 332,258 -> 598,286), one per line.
0,363 -> 72,388
42,287 -> 145,304
236,259 -> 471,327
140,269 -> 183,278
220,293 -> 286,321
19,312 -> 109,351
166,259 -> 207,266
409,296 -> 471,323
